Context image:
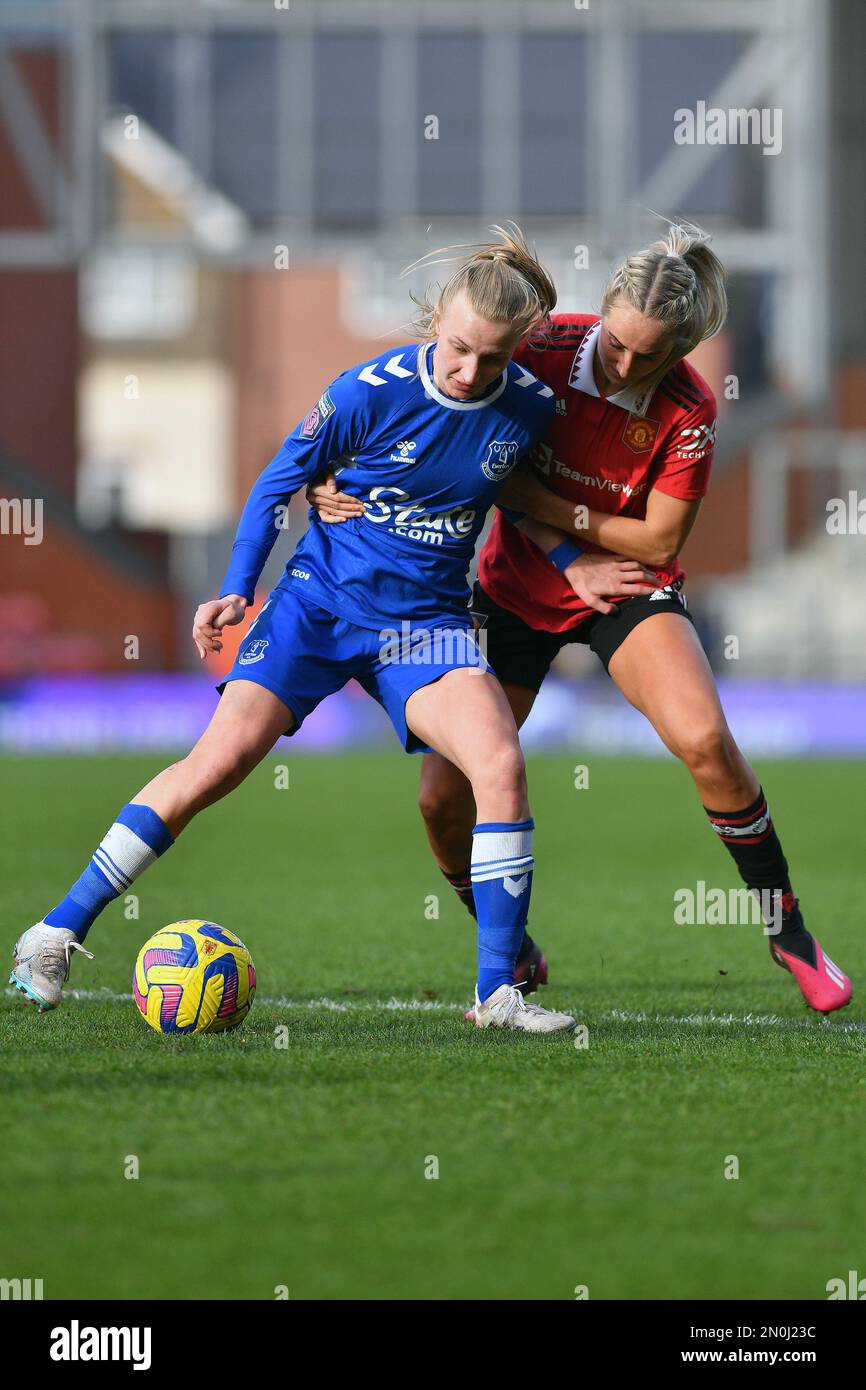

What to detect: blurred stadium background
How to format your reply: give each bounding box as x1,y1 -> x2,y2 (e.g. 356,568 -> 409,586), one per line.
1,0 -> 864,758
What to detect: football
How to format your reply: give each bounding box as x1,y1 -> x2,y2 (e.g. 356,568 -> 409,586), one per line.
133,920 -> 256,1035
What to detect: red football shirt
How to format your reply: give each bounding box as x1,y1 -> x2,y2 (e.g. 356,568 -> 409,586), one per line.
478,313 -> 717,632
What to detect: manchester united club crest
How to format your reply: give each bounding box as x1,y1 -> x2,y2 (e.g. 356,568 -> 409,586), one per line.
622,415 -> 659,454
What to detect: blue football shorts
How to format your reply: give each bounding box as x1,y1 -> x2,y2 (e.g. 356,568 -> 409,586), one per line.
217,585 -> 493,753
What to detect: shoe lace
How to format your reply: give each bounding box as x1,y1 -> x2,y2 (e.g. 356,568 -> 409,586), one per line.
41,935 -> 95,983
519,998 -> 550,1019
495,986 -> 540,1025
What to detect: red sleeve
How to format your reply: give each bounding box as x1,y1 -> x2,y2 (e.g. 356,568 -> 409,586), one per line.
651,394 -> 717,501
512,337 -> 542,377
513,314 -> 596,378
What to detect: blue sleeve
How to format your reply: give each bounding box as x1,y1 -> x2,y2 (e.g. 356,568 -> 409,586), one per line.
220,372 -> 365,603
496,504 -> 527,525
531,394 -> 556,445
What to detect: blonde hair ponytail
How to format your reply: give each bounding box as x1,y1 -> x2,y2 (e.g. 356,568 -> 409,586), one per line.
403,221 -> 557,343
602,219 -> 728,361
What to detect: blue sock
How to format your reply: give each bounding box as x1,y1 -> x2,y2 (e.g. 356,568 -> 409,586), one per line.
44,804 -> 174,941
471,818 -> 534,1003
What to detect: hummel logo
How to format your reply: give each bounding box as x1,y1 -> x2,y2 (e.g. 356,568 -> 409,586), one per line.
512,366 -> 554,398
390,438 -> 420,464
358,354 -> 414,386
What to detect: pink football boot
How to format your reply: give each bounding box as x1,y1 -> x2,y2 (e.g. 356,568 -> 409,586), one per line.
514,939 -> 549,997
769,934 -> 852,1014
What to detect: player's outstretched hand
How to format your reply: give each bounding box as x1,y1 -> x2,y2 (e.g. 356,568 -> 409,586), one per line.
563,554 -> 660,615
192,595 -> 247,661
306,470 -> 365,522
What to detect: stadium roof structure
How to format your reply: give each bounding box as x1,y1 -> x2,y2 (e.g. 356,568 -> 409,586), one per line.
0,0 -> 850,411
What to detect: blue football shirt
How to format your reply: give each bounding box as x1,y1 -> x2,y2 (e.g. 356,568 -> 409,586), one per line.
221,340 -> 554,629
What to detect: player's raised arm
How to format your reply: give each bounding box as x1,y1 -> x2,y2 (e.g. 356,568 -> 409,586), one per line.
496,504 -> 659,613
219,375 -> 361,606
574,488 -> 703,569
500,400 -> 711,569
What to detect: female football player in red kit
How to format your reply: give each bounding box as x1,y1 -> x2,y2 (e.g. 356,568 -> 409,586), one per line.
310,222 -> 851,1016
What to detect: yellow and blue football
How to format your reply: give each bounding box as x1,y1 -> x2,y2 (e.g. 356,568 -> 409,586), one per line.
133,920 -> 256,1035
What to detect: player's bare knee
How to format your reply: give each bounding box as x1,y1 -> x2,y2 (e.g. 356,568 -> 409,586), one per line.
418,765 -> 458,815
418,756 -> 472,826
471,743 -> 527,805
678,723 -> 737,780
418,782 -> 449,829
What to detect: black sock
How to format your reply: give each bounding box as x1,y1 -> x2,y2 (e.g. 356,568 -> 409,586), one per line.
441,867 -> 476,919
703,787 -> 815,966
516,930 -> 537,964
440,867 -> 534,959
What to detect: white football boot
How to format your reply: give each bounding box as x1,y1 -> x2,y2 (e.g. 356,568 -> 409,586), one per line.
474,983 -> 575,1034
10,923 -> 94,1011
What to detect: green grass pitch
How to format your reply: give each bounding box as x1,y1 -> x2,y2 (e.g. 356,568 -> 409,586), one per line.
1,752 -> 863,1300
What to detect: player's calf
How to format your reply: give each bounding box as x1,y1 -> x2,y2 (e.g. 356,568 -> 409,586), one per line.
9,803 -> 174,1013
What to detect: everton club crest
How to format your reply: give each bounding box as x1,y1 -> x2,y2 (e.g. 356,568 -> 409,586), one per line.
481,439 -> 520,481
239,639 -> 269,666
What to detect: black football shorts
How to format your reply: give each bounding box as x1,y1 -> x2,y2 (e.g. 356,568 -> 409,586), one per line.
469,578 -> 694,693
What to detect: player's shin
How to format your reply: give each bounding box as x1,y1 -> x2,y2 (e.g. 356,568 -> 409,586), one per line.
43,803 -> 175,941
441,867 -> 477,918
471,819 -> 534,1002
703,788 -> 812,957
704,786 -> 851,1012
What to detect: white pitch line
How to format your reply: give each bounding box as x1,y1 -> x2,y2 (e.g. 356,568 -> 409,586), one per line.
604,1007 -> 866,1035
5,988 -> 866,1033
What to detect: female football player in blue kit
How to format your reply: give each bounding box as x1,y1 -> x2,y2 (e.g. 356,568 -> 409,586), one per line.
11,225 -> 578,1034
